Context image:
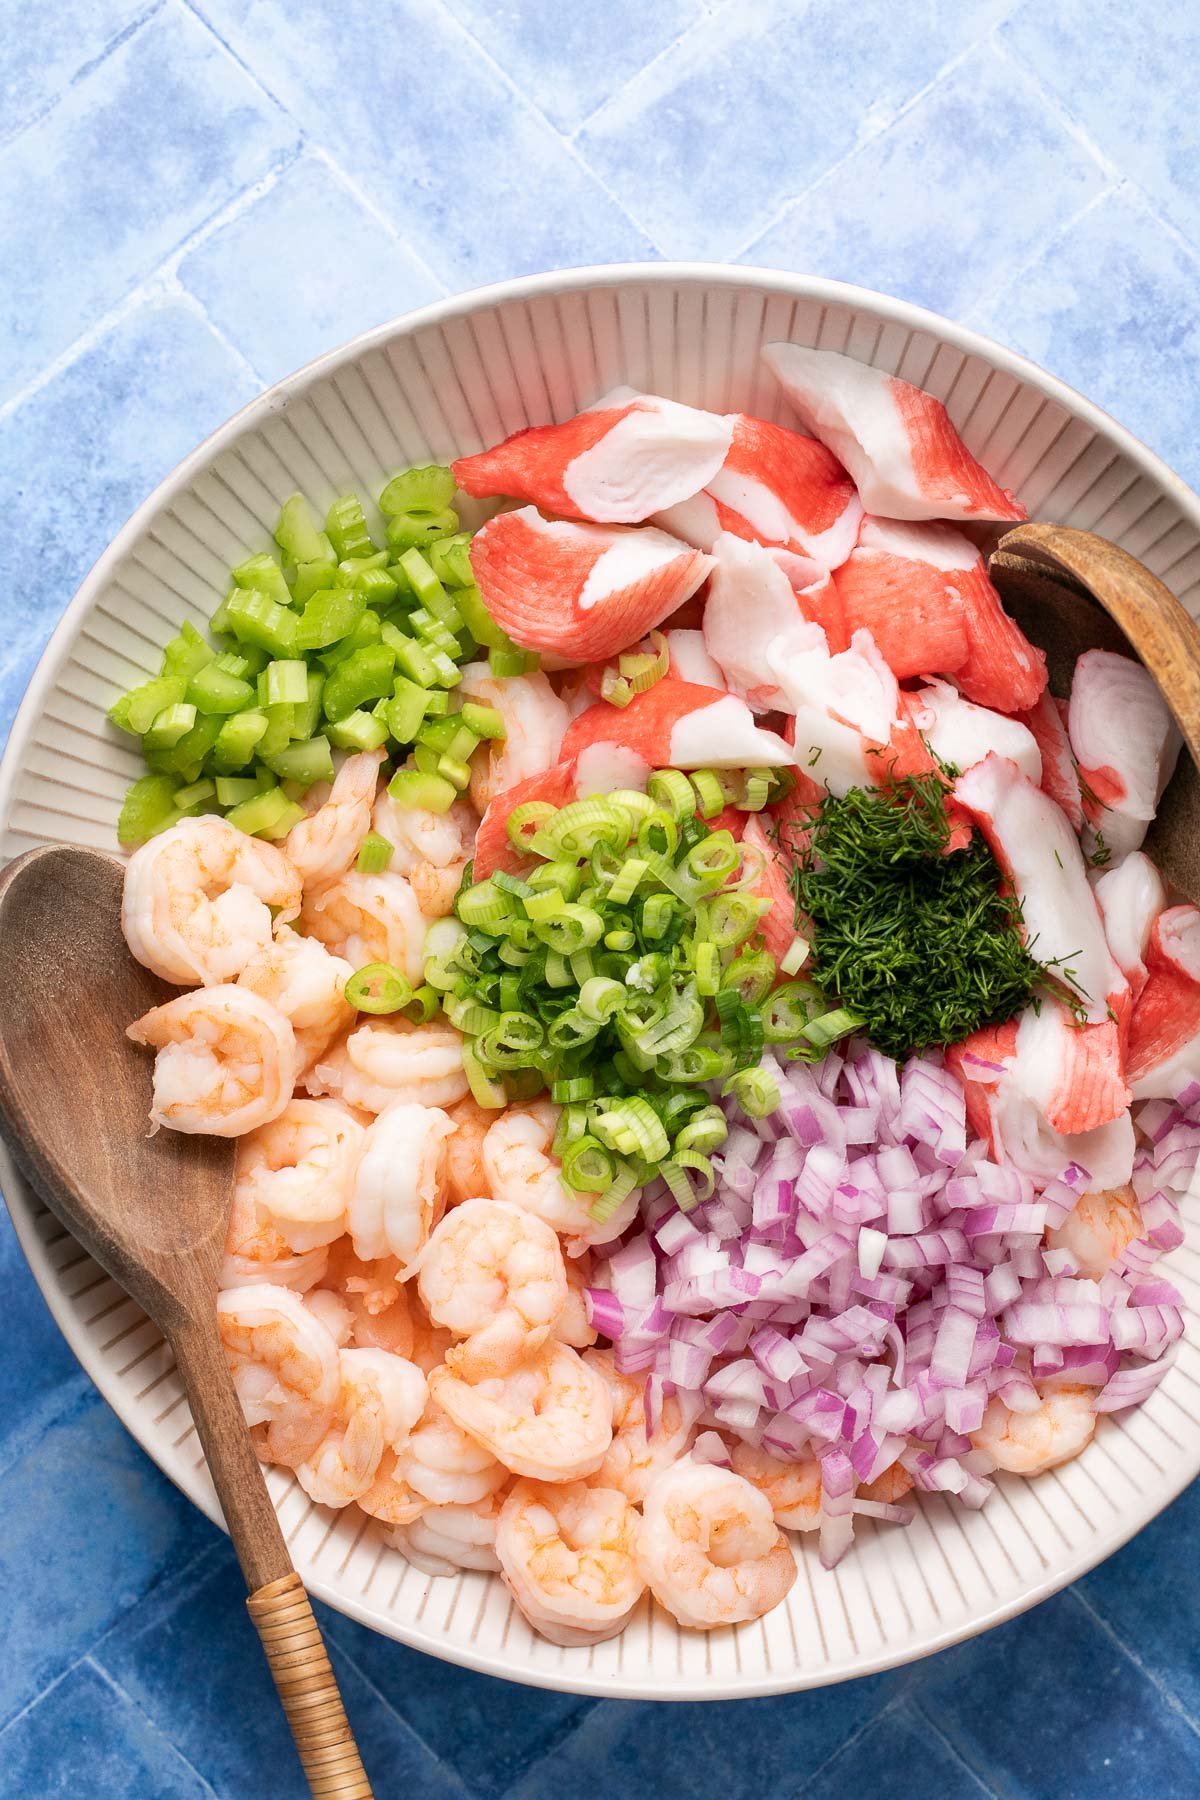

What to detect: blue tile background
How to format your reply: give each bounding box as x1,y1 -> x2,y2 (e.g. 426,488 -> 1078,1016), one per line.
0,0 -> 1197,1793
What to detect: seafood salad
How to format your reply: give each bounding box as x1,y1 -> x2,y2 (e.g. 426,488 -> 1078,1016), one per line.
111,343 -> 1194,1644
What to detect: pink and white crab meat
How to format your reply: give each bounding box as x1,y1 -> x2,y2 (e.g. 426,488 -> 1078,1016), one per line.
766,622 -> 899,796
1093,851 -> 1167,1002
1067,650 -> 1182,857
701,533 -> 814,712
451,389 -> 732,523
653,411 -> 863,569
1016,692 -> 1084,831
561,676 -> 793,772
1126,904 -> 1200,1098
761,342 -> 1027,523
906,681 -> 1043,785
468,508 -> 713,665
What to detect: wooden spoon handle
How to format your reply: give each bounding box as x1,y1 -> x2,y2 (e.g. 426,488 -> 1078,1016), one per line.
248,1574 -> 374,1798
170,1320 -> 374,1797
997,522 -> 1200,765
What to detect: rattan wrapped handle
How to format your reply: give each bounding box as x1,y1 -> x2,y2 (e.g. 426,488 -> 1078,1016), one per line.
247,1573 -> 374,1797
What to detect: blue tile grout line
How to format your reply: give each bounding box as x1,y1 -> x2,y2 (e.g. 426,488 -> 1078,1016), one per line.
2,0 -> 1200,1792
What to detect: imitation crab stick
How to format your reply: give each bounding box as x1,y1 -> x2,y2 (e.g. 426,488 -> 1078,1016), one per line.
761,343 -> 1027,524
1016,693 -> 1083,831
1126,905 -> 1200,1098
469,508 -> 712,665
952,754 -> 1124,1025
1067,650 -> 1182,857
1094,852 -> 1167,1004
907,681 -> 1043,785
665,627 -> 727,689
702,534 -> 816,712
832,517 -> 1045,711
1006,999 -> 1131,1136
767,623 -> 899,795
653,412 -> 863,569
560,677 -> 792,771
739,813 -> 800,964
451,390 -> 732,524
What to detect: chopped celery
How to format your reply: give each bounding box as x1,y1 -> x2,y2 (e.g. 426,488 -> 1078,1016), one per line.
173,777 -> 217,811
214,645 -> 269,680
225,588 -> 299,657
388,768 -> 457,813
225,787 -> 305,839
109,675 -> 187,736
212,709 -> 268,771
386,677 -> 430,744
420,688 -> 452,717
427,646 -> 462,688
391,636 -> 438,688
187,663 -> 254,715
295,587 -> 364,650
118,774 -> 181,846
378,465 -> 456,516
257,703 -> 295,757
356,831 -> 394,873
232,551 -> 292,608
437,753 -> 472,790
325,709 -> 390,751
160,620 -> 214,681
323,644 -> 397,722
355,566 -> 399,608
260,736 -> 335,787
143,703 -> 198,751
395,547 -> 446,609
274,494 -> 334,566
418,716 -> 477,761
292,554 -> 339,603
215,775 -> 260,808
292,669 -> 325,740
209,592 -> 236,636
149,711 -> 222,776
409,606 -> 461,653
325,495 -> 375,560
339,552 -> 389,581
319,609 -> 382,670
454,582 -> 510,650
461,701 -> 505,740
489,645 -> 539,677
261,659 -> 309,707
428,533 -> 475,589
385,507 -> 459,552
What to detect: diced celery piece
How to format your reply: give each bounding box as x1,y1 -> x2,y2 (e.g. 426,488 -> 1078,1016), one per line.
356,830 -> 394,873
225,788 -> 305,839
427,646 -> 462,688
295,587 -> 364,651
339,552 -> 389,580
232,551 -> 292,608
117,774 -> 181,846
427,532 -> 475,589
323,644 -> 397,722
355,566 -> 399,608
437,753 -> 472,790
489,646 -> 539,676
387,768 -> 457,813
258,703 -> 295,757
187,663 -> 255,715
160,620 -> 214,681
225,588 -> 299,657
391,636 -> 438,688
325,710 -> 390,751
173,777 -> 217,811
215,775 -> 260,808
325,494 -> 375,560
454,581 -> 509,650
153,710 -> 222,774
253,764 -> 279,792
143,702 -> 198,751
260,736 -> 335,787
214,645 -> 269,680
274,494 -> 333,566
209,591 -> 237,636
318,608 -> 382,670
292,554 -> 339,604
461,701 -> 505,741
109,675 -> 187,737
412,743 -> 441,777
420,688 -> 452,717
212,709 -> 269,772
378,465 -> 456,516
409,606 -> 461,653
386,677 -> 430,745
385,507 -> 459,552
395,547 -> 447,609
262,659 -> 309,707
292,669 -> 325,740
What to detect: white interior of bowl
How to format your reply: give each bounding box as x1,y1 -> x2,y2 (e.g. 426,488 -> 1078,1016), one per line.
3,266 -> 1200,1700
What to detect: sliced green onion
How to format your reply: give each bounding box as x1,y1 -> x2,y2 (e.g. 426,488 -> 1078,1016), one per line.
562,1135 -> 615,1192
675,1104 -> 728,1155
660,1152 -> 714,1211
401,983 -> 441,1025
578,977 -> 626,1022
457,880 -> 515,932
725,1064 -> 781,1118
741,768 -> 773,812
721,950 -> 776,1006
587,1161 -> 640,1223
648,768 -> 697,821
801,1008 -> 865,1048
463,1039 -> 507,1109
763,981 -> 821,1042
346,962 -> 413,1014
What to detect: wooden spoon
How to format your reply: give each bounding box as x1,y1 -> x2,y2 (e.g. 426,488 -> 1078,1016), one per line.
0,845 -> 374,1800
989,521 -> 1200,900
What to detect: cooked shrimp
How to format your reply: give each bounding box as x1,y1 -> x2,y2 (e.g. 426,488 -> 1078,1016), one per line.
349,1102 -> 453,1272
395,1396 -> 510,1506
321,1240 -> 415,1357
1046,1183 -> 1143,1280
284,748 -> 384,889
637,1459 -> 798,1630
585,1348 -> 695,1504
217,1283 -> 339,1467
406,1295 -> 455,1374
496,1479 -> 644,1646
305,1016 -> 469,1113
301,869 -> 427,984
373,791 -> 473,920
357,1449 -> 429,1526
728,1441 -> 821,1532
237,925 -> 354,1071
219,1184 -> 329,1293
387,1488 -> 507,1575
443,1094 -> 496,1203
122,816 -> 302,986
482,1101 -> 639,1251
456,667 -> 569,813
305,1287 -> 354,1346
970,1384 -> 1097,1476
857,1464 -> 915,1505
127,985 -> 297,1136
429,1342 -> 612,1482
296,1345 -> 427,1508
417,1198 -> 568,1379
554,1253 -> 598,1349
235,1098 -> 364,1253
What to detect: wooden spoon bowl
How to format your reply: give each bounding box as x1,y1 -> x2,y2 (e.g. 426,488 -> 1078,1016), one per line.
989,522 -> 1200,899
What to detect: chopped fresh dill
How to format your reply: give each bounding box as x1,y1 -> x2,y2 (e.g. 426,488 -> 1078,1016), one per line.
1089,830 -> 1112,869
788,772 -> 1083,1060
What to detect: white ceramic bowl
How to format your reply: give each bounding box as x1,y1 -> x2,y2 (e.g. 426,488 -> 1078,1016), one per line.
2,266 -> 1199,1701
